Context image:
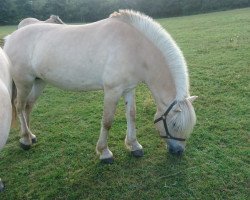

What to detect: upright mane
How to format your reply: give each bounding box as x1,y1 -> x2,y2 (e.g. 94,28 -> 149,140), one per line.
110,10 -> 190,100
47,15 -> 64,24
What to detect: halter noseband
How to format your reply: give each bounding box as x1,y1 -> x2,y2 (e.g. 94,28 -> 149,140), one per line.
154,101 -> 186,141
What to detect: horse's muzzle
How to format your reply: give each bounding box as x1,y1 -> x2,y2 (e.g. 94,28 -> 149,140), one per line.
167,140 -> 184,156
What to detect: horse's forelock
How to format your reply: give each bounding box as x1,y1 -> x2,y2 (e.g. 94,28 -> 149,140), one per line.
168,100 -> 196,138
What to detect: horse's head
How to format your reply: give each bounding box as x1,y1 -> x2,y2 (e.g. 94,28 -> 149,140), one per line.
154,96 -> 197,155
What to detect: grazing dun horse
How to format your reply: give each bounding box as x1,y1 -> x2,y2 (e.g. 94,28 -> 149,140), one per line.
4,10 -> 197,163
0,47 -> 12,191
18,15 -> 64,29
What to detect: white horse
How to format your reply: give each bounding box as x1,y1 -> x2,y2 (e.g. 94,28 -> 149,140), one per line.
18,15 -> 64,29
0,47 -> 12,191
4,10 -> 197,163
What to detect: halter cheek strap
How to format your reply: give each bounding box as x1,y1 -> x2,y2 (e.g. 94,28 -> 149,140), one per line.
154,101 -> 186,141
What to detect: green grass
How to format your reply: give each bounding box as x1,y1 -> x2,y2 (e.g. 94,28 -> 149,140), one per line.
0,8 -> 249,199
0,25 -> 16,47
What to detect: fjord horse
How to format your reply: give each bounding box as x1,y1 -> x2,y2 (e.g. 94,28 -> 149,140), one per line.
4,10 -> 197,164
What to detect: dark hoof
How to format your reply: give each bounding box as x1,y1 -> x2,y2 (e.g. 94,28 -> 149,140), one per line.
20,142 -> 31,150
131,149 -> 144,158
0,179 -> 4,192
32,138 -> 37,144
100,157 -> 114,164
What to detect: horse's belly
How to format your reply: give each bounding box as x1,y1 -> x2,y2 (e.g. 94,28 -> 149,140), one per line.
51,79 -> 103,91
36,65 -> 104,91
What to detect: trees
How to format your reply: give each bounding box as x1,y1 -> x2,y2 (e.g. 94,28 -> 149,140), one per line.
0,0 -> 17,24
0,0 -> 249,25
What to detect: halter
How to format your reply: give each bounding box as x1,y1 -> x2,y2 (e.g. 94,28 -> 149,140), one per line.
154,101 -> 186,141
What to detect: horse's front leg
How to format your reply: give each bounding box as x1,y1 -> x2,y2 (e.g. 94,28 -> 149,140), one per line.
96,88 -> 121,164
124,90 -> 144,157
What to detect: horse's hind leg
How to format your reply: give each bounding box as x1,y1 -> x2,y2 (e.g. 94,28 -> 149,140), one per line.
15,80 -> 34,150
24,79 -> 46,143
96,87 -> 122,164
124,90 -> 143,157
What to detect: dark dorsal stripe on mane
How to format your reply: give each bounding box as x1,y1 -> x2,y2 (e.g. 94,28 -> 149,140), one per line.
49,15 -> 64,24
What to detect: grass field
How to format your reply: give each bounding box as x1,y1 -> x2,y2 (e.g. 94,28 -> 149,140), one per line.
0,8 -> 249,199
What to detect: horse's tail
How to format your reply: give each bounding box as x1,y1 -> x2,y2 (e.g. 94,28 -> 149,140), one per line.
11,80 -> 18,128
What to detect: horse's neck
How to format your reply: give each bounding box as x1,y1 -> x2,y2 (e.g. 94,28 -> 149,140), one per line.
145,64 -> 176,114
150,85 -> 176,114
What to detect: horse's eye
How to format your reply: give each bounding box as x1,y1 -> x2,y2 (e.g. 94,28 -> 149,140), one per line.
173,123 -> 176,127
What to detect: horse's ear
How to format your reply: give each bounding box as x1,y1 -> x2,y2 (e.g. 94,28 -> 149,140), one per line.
187,96 -> 198,103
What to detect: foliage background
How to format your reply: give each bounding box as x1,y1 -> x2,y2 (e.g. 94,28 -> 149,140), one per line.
0,0 -> 250,24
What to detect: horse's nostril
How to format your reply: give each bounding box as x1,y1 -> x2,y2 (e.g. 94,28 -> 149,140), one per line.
176,148 -> 184,155
168,143 -> 184,156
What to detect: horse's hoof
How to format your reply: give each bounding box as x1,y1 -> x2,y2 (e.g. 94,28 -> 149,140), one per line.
20,142 -> 31,150
32,137 -> 37,144
131,149 -> 144,158
0,179 -> 4,192
100,157 -> 114,164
